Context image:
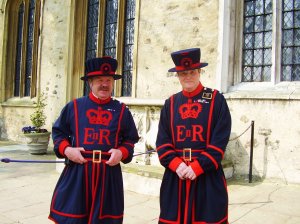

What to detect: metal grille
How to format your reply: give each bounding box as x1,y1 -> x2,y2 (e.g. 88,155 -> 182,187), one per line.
242,0 -> 273,82
103,0 -> 118,57
14,3 -> 25,97
24,0 -> 36,96
122,0 -> 135,96
281,0 -> 300,81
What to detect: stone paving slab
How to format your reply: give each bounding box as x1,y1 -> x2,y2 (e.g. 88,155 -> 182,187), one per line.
1,144 -> 300,224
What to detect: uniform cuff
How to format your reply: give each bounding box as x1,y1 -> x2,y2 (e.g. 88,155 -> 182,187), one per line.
190,160 -> 204,177
119,146 -> 129,160
58,140 -> 70,157
169,157 -> 183,172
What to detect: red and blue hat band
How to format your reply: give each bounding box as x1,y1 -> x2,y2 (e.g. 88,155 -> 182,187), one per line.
175,62 -> 201,71
87,71 -> 116,77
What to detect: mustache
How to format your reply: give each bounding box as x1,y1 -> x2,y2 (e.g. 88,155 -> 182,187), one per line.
98,86 -> 110,91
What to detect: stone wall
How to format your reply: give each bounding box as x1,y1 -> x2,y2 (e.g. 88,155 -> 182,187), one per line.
136,0 -> 219,99
225,91 -> 300,184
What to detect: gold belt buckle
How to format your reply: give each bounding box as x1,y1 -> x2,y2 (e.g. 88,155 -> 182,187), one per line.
92,150 -> 102,163
183,148 -> 192,162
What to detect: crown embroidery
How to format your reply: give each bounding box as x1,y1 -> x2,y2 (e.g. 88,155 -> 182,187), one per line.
86,107 -> 112,126
179,101 -> 202,119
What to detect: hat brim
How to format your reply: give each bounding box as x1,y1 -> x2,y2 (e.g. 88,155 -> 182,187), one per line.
80,74 -> 122,81
168,63 -> 208,72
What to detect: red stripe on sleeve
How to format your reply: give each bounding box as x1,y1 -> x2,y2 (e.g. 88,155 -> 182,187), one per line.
202,152 -> 218,169
119,146 -> 129,160
168,157 -> 183,172
190,160 -> 204,176
156,143 -> 174,151
208,144 -> 224,158
58,140 -> 70,157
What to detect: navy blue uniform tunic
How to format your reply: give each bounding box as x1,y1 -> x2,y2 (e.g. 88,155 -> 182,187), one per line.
156,83 -> 231,224
49,93 -> 139,224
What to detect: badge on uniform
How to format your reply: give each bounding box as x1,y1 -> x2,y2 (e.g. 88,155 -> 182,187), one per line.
202,92 -> 212,99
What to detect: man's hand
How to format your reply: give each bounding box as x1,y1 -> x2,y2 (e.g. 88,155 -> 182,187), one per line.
183,166 -> 197,180
106,148 -> 123,166
64,147 -> 87,164
176,162 -> 188,180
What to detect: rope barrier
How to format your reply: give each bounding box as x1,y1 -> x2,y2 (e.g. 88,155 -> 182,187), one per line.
229,123 -> 252,141
1,150 -> 157,164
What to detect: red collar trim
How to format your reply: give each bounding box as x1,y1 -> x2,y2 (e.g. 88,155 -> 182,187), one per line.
89,92 -> 112,104
182,83 -> 204,98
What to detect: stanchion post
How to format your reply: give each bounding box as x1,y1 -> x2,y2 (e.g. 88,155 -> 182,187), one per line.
249,120 -> 255,183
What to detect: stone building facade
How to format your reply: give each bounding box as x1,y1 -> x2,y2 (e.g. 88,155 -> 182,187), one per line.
0,0 -> 299,183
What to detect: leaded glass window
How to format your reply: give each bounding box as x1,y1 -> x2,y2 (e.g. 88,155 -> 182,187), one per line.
14,3 -> 24,97
86,0 -> 99,61
122,0 -> 135,96
103,0 -> 118,58
242,0 -> 273,82
12,0 -> 40,98
281,0 -> 300,81
84,0 -> 136,97
24,0 -> 36,96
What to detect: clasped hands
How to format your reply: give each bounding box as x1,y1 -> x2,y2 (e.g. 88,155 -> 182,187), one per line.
64,147 -> 123,166
176,162 -> 197,180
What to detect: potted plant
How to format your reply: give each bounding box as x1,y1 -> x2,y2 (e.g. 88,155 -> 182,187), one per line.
22,92 -> 51,155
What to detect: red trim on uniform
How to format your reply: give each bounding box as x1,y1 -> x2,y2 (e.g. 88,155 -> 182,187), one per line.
182,82 -> 203,98
184,179 -> 191,224
159,218 -> 179,223
99,165 -> 113,219
159,150 -> 175,160
73,99 -> 79,147
51,191 -> 88,218
115,104 -> 125,148
89,163 -> 99,224
89,92 -> 112,104
48,216 -> 59,224
58,139 -> 70,156
87,71 -> 116,76
156,143 -> 174,151
190,160 -> 204,176
119,146 -> 129,160
192,215 -> 228,224
175,149 -> 204,153
208,144 -> 224,158
169,157 -> 183,172
91,163 -> 100,223
159,180 -> 182,223
206,90 -> 217,145
85,164 -> 89,214
202,152 -> 218,169
100,214 -> 124,219
178,179 -> 182,223
123,141 -> 134,147
170,96 -> 175,145
192,199 -> 228,224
